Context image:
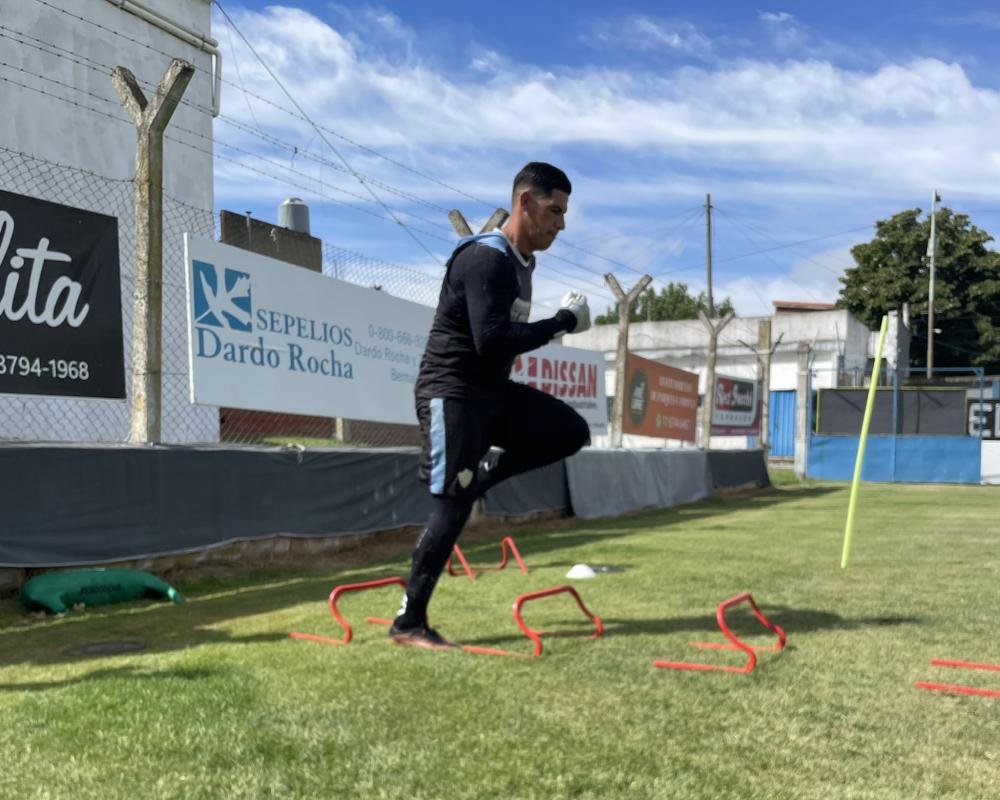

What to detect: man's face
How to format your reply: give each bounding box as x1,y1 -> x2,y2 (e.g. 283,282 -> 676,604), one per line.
523,189 -> 569,252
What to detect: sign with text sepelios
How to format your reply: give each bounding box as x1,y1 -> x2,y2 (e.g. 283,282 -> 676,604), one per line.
0,190 -> 125,399
510,344 -> 608,436
184,235 -> 433,424
621,352 -> 698,441
711,373 -> 761,435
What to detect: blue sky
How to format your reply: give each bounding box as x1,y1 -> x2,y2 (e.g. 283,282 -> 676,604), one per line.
209,1 -> 1000,319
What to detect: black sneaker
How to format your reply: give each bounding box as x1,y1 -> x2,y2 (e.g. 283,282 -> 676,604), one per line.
388,623 -> 458,651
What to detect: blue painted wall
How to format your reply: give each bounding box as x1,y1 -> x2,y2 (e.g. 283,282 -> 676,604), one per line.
808,435 -> 982,483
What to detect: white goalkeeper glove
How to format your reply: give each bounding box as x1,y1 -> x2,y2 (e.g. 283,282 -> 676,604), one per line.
559,290 -> 591,334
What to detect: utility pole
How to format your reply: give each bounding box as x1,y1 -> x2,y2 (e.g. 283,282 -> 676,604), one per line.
705,193 -> 714,317
926,189 -> 940,379
605,273 -> 653,447
113,59 -> 194,444
698,191 -> 732,449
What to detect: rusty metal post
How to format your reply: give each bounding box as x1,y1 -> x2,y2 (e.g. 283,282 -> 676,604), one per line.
113,59 -> 194,443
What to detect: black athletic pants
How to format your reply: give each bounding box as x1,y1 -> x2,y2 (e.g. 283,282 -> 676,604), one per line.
395,381 -> 590,628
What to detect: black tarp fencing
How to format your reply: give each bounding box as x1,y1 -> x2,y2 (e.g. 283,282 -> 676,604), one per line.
565,449 -> 712,519
0,445 -> 433,567
0,445 -> 768,567
480,459 -> 569,517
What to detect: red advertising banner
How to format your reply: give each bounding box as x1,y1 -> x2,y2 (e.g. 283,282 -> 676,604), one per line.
621,353 -> 698,441
710,374 -> 761,435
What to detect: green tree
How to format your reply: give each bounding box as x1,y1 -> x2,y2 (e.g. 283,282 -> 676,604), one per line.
838,208 -> 1000,370
594,282 -> 735,324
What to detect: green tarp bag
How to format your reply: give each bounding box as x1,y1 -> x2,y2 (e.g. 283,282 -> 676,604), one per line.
20,569 -> 184,614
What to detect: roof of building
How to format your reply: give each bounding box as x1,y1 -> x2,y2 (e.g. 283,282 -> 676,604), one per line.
772,300 -> 838,313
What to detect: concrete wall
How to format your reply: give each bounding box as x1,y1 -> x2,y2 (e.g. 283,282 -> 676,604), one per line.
0,0 -> 218,443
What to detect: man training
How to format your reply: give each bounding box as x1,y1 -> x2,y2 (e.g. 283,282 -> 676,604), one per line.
390,162 -> 593,650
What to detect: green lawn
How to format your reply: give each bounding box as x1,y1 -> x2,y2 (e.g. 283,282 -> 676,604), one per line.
3,478 -> 1000,799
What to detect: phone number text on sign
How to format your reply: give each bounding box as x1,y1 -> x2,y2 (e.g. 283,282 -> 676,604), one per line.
0,354 -> 90,380
367,324 -> 428,349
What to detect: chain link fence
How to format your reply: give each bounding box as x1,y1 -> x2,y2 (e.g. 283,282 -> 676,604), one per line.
0,145 -> 449,448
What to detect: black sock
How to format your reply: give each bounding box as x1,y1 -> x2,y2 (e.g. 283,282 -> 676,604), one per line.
395,494 -> 474,629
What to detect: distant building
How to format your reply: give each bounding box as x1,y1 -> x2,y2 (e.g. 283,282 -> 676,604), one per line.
564,306 -> 882,451
772,300 -> 837,313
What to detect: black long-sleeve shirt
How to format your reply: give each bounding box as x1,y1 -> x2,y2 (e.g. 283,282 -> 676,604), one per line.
414,231 -> 573,399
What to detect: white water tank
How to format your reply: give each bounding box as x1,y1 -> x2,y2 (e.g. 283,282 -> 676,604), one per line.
279,197 -> 310,234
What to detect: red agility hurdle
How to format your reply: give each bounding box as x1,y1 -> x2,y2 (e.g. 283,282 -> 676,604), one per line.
446,536 -> 529,582
461,584 -> 603,658
289,577 -> 601,660
289,576 -> 406,646
916,658 -> 1000,698
654,592 -> 786,674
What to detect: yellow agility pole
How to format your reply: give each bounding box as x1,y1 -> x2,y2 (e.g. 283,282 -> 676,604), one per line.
841,314 -> 890,568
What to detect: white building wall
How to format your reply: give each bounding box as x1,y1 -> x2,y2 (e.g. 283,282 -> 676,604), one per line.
0,0 -> 218,442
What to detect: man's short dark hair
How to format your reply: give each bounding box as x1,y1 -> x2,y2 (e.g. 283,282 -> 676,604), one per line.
512,162 -> 571,203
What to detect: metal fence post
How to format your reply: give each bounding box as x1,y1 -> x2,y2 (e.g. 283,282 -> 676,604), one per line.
604,273 -> 652,448
698,310 -> 734,450
794,343 -> 811,479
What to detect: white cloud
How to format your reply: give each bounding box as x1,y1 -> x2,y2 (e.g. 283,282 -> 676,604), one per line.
211,5 -> 1000,313
468,48 -> 506,75
715,244 -> 854,316
759,11 -> 794,24
583,16 -> 714,58
942,12 -> 1000,30
216,9 -> 1000,198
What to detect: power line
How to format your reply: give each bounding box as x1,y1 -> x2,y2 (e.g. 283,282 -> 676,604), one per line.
5,13 -> 655,289
13,3 -> 485,216
712,223 -> 873,264
217,117 -> 452,214
644,206 -> 719,281
214,1 -> 446,264
712,207 -> 827,304
220,12 -> 261,131
0,62 -> 454,240
0,25 -> 466,227
1,62 -> 614,308
713,206 -> 854,276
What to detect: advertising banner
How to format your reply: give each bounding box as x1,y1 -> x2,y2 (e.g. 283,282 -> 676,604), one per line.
510,343 -> 608,435
0,189 -> 124,399
621,352 -> 698,441
711,374 -> 761,435
185,236 -> 433,424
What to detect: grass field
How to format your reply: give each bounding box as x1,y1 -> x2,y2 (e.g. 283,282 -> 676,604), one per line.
3,475 -> 1000,799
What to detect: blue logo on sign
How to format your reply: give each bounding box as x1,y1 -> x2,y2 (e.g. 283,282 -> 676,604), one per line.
193,260 -> 252,332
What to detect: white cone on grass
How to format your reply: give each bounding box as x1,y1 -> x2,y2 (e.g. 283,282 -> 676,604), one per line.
566,563 -> 597,579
